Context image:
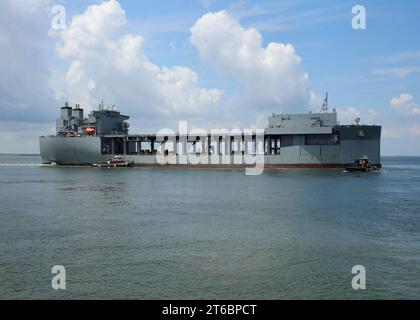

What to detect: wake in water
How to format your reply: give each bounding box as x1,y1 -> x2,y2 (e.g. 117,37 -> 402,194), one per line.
0,163 -> 43,166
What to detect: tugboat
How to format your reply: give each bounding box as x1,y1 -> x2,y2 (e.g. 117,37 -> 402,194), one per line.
92,155 -> 134,168
345,155 -> 378,172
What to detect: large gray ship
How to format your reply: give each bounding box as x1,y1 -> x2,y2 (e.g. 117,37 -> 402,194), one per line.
39,100 -> 381,169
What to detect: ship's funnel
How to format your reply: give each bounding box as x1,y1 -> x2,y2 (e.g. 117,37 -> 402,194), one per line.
61,101 -> 72,118
73,103 -> 83,118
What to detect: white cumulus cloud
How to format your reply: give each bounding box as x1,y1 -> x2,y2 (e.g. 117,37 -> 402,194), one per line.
390,93 -> 420,115
54,0 -> 222,119
190,10 -> 313,112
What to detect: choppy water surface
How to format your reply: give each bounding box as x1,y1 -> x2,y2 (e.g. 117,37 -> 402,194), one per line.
0,155 -> 419,299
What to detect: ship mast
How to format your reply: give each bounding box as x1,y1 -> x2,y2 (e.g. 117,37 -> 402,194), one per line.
321,92 -> 328,112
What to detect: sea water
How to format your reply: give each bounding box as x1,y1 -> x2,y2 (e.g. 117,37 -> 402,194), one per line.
0,155 -> 419,299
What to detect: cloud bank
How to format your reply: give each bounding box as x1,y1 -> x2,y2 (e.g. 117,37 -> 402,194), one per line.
190,10 -> 314,112
53,0 -> 222,118
0,0 -> 56,122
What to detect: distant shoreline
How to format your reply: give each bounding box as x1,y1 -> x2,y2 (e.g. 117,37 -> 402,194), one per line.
0,154 -> 40,156
1,154 -> 420,158
382,155 -> 420,158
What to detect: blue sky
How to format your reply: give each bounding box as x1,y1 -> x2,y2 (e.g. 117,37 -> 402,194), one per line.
0,0 -> 419,154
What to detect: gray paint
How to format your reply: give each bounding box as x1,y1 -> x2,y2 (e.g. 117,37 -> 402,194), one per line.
40,107 -> 381,167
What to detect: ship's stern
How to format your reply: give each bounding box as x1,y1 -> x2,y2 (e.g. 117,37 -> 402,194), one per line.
39,135 -> 104,165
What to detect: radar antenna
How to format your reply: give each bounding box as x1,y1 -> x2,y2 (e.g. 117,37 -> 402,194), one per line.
321,92 -> 328,112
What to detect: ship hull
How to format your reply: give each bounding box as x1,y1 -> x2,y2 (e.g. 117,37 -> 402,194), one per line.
39,136 -> 106,165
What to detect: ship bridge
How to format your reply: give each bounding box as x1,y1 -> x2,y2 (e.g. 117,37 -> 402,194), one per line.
266,112 -> 338,135
264,111 -> 340,155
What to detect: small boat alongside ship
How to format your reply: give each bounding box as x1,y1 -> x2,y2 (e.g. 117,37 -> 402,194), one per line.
345,155 -> 378,172
91,155 -> 134,168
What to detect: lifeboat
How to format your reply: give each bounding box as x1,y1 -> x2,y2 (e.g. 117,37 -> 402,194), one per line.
66,131 -> 77,137
86,127 -> 95,136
